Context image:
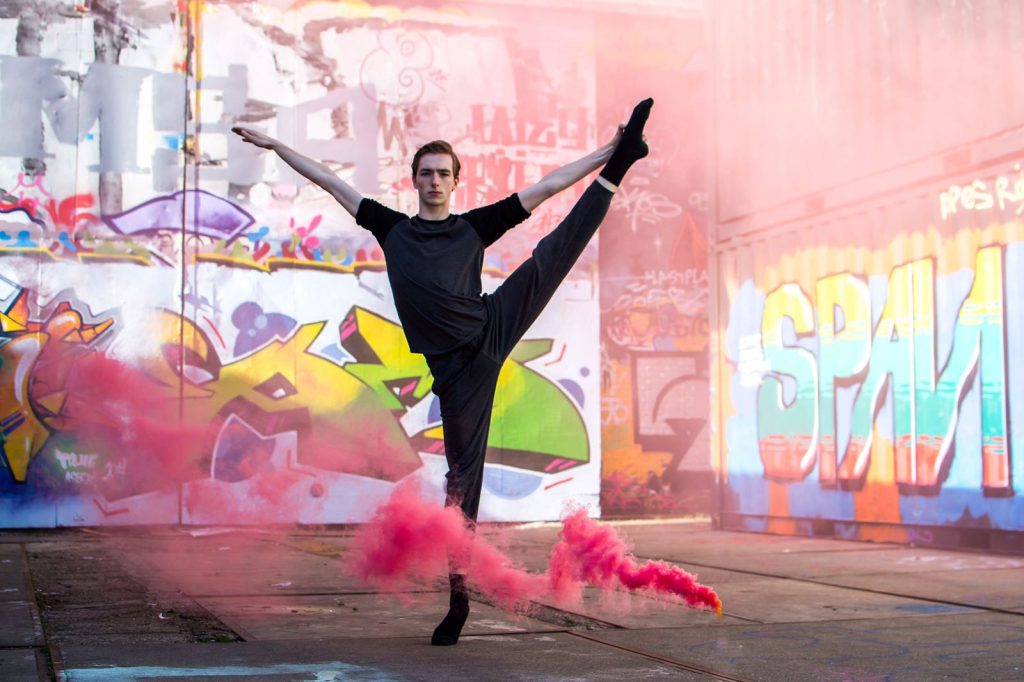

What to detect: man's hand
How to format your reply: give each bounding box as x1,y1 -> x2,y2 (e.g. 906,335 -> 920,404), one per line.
608,123 -> 647,152
611,124 -> 625,149
231,126 -> 279,150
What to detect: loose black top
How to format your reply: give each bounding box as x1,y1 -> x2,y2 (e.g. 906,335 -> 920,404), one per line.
355,194 -> 530,355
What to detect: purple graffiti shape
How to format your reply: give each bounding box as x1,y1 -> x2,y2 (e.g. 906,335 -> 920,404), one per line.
232,302 -> 298,356
558,379 -> 585,408
212,415 -> 277,483
102,190 -> 254,242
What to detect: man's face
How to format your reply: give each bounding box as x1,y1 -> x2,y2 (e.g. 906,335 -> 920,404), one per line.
412,153 -> 457,210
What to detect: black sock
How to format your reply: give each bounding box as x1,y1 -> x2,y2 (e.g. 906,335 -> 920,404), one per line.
431,574 -> 470,646
600,98 -> 654,186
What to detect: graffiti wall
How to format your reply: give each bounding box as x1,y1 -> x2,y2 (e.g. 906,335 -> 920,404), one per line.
716,169 -> 1024,541
709,0 -> 1024,546
595,12 -> 710,516
0,1 -> 705,527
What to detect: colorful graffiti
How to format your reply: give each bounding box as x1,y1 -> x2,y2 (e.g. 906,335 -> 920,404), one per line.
600,349 -> 709,515
721,205 -> 1024,534
597,163 -> 710,513
591,9 -> 710,516
0,271 -> 595,523
0,276 -> 114,483
758,247 -> 1009,491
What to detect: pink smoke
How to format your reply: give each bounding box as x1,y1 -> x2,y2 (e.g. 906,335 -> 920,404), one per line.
349,483 -> 722,616
549,509 -> 722,612
57,352 -> 216,487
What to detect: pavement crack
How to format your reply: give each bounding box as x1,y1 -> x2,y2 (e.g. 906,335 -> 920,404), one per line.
568,630 -> 754,682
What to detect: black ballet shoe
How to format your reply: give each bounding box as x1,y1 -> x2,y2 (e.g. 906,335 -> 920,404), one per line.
431,574 -> 470,646
601,98 -> 654,185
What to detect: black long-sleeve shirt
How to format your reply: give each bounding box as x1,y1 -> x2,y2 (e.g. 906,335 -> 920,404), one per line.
355,194 -> 530,354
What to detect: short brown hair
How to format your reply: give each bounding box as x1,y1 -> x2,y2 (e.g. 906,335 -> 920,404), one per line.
412,140 -> 461,181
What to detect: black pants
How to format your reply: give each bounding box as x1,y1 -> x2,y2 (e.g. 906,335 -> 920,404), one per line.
424,182 -> 613,522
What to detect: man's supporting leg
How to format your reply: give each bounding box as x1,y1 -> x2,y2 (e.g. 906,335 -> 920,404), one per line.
425,348 -> 503,645
434,354 -> 503,524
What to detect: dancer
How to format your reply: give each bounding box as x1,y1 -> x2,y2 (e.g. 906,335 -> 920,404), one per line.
232,97 -> 653,645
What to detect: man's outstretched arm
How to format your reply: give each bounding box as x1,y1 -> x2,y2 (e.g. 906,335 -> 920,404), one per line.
516,131 -> 619,213
232,126 -> 363,217
517,98 -> 654,213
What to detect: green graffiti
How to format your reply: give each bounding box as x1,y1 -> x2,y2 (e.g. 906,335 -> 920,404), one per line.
339,306 -> 434,410
490,339 -> 589,469
338,306 -> 589,472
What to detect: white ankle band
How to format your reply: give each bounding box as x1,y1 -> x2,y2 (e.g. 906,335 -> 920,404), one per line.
596,176 -> 618,193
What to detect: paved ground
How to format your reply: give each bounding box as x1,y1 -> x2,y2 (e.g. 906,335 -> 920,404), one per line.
2,519 -> 1023,681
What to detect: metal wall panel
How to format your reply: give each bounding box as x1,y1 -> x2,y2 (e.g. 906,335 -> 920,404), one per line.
710,1 -> 1024,548
711,0 -> 1024,237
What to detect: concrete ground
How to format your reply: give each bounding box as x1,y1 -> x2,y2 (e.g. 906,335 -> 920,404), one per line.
2,519 -> 1023,681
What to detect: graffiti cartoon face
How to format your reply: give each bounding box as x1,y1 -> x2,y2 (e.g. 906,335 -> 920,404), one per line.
151,312 -> 421,485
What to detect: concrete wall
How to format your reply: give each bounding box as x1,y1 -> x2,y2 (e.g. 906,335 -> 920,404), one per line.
0,1 -> 708,526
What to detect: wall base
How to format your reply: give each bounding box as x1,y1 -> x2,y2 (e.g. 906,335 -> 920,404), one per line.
714,512 -> 1024,556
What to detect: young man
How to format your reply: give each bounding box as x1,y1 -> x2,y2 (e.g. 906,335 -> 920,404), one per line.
232,98 -> 653,645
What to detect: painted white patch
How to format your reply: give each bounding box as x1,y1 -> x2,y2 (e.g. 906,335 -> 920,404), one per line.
459,635 -> 521,642
62,662 -> 397,681
471,619 -> 523,632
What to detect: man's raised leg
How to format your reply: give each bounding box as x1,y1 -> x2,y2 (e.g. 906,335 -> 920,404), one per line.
484,98 -> 654,360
